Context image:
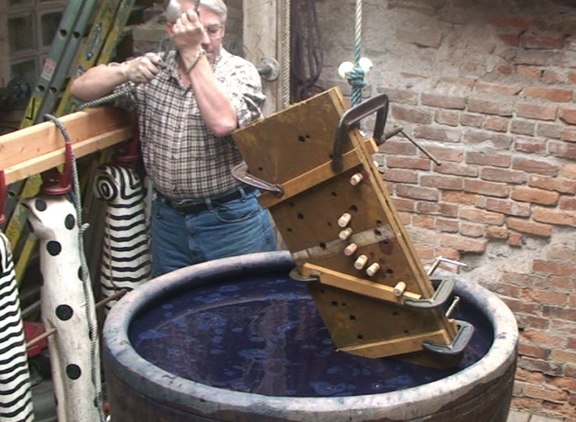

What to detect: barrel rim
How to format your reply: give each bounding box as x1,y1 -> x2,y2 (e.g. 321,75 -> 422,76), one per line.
103,251 -> 518,420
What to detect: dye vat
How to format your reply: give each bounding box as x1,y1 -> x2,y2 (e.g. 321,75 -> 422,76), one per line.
103,251 -> 518,422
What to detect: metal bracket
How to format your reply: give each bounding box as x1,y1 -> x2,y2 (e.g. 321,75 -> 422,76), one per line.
231,162 -> 284,197
332,93 -> 389,173
258,57 -> 280,82
403,277 -> 455,310
41,141 -> 73,195
422,319 -> 474,355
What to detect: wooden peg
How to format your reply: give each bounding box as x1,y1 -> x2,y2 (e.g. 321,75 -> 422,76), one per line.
350,173 -> 364,186
393,281 -> 406,297
366,262 -> 380,277
338,212 -> 352,228
344,243 -> 358,256
354,255 -> 368,270
338,227 -> 353,240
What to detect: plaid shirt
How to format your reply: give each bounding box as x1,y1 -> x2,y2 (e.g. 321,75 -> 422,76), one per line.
114,48 -> 265,199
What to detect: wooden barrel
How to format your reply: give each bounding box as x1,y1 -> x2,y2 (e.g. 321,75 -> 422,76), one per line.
103,251 -> 518,422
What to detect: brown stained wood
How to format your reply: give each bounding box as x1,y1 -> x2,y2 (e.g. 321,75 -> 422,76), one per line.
0,106 -> 132,185
232,86 -> 459,361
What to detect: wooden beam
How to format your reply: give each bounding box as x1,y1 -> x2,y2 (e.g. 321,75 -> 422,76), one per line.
0,106 -> 132,185
243,0 -> 288,115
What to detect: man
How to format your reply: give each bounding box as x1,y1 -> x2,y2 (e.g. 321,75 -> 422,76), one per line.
71,0 -> 277,277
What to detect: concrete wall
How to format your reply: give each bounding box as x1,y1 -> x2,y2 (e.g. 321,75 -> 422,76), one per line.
311,0 -> 576,420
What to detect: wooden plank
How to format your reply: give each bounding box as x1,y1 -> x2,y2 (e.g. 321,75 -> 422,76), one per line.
243,0 -> 287,115
0,106 -> 132,185
301,262 -> 422,304
259,140 -> 377,209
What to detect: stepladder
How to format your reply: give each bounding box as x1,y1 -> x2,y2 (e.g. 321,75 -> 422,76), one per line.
232,86 -> 473,367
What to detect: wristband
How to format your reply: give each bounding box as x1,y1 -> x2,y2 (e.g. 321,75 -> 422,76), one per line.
185,49 -> 206,73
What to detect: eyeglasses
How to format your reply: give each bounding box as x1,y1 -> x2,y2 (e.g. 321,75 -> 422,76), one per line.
205,24 -> 224,40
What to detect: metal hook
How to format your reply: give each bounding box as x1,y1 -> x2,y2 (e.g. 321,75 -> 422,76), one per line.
113,118 -> 141,165
41,141 -> 73,195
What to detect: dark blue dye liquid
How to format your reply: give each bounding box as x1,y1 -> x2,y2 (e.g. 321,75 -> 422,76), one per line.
130,273 -> 492,398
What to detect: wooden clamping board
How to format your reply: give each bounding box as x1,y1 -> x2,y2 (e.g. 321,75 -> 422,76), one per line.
233,86 -> 464,364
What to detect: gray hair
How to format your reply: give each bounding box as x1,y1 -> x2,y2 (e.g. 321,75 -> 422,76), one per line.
164,0 -> 227,24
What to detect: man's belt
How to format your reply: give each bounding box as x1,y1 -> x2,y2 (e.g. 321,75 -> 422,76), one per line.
157,186 -> 256,215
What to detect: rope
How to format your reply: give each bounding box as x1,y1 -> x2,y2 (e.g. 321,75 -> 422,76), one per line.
349,0 -> 366,106
43,114 -> 105,422
281,0 -> 291,108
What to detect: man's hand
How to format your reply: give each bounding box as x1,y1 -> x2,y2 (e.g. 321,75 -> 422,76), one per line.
172,9 -> 205,54
123,53 -> 163,83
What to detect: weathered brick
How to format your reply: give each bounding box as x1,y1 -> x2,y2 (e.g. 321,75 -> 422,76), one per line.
391,104 -> 433,124
508,231 -> 524,246
436,218 -> 459,232
460,113 -> 485,127
434,109 -> 460,126
466,151 -> 511,167
401,28 -> 444,48
522,34 -> 564,50
468,97 -> 515,116
413,214 -> 435,229
533,207 -> 576,227
559,106 -> 576,124
459,222 -> 485,237
474,80 -> 523,96
523,384 -> 568,404
511,119 -> 537,136
434,162 -> 478,177
383,168 -> 419,184
416,201 -> 459,217
386,156 -> 431,170
516,65 -> 542,79
533,259 -> 576,277
421,145 -> 464,162
523,290 -> 568,307
421,93 -> 466,109
442,190 -> 478,205
515,136 -> 547,154
511,186 -> 560,205
396,184 -> 438,201
549,139 -> 576,159
392,197 -> 415,212
529,175 -> 576,194
462,129 -> 513,149
414,125 -> 461,143
516,102 -> 558,121
503,297 -> 540,314
480,167 -> 527,184
486,226 -> 509,239
524,86 -> 572,102
512,157 -> 559,176
543,69 -> 565,84
506,218 -> 553,237
515,314 -> 551,331
550,349 -> 576,365
561,126 -> 576,142
550,276 -> 576,293
484,198 -> 531,217
377,87 -> 419,105
379,140 -> 417,156
440,233 -> 487,253
488,15 -> 535,30
498,33 -> 521,48
516,49 -> 557,66
414,245 -> 434,260
420,174 -> 463,190
502,271 -> 548,288
460,207 -> 506,225
559,195 -> 576,211
464,179 -> 510,197
560,163 -> 576,179
536,122 -> 563,139
485,115 -> 510,132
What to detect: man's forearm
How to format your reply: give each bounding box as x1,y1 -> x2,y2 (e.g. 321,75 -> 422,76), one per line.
70,63 -> 129,102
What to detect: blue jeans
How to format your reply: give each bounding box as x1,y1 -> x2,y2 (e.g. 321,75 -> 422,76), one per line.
151,189 -> 277,277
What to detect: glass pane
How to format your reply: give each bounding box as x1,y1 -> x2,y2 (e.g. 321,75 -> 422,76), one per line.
40,10 -> 63,47
10,58 -> 37,98
8,14 -> 36,54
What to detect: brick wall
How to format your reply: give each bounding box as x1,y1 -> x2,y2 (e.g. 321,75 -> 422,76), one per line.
312,0 -> 576,420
